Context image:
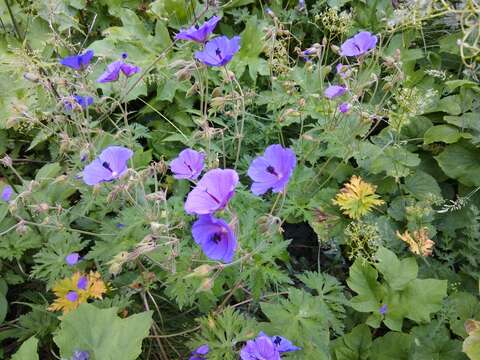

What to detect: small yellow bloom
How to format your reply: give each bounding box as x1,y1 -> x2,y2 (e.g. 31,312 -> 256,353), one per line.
333,175 -> 384,219
396,228 -> 435,257
87,271 -> 107,299
48,271 -> 107,314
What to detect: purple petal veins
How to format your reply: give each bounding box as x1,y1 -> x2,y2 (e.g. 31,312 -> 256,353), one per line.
1,185 -> 13,202
240,334 -> 281,360
195,35 -> 241,67
247,144 -> 296,196
340,31 -> 377,57
324,85 -> 347,99
97,53 -> 140,83
176,16 -> 221,43
60,50 -> 94,70
338,102 -> 351,113
258,332 -> 301,353
191,215 -> 237,263
184,168 -> 239,215
82,146 -> 133,186
189,344 -> 209,360
170,148 -> 205,180
65,253 -> 80,266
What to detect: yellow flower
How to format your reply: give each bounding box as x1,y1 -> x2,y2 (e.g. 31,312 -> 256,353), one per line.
332,176 -> 384,219
396,228 -> 435,257
48,271 -> 107,314
87,271 -> 107,299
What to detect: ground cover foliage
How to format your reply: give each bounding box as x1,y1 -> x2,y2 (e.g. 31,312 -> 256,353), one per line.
0,0 -> 480,359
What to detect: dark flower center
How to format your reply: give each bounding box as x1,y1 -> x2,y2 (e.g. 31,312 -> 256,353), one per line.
266,165 -> 278,176
215,48 -> 222,59
212,233 -> 222,243
353,43 -> 361,52
273,336 -> 282,345
102,161 -> 113,172
195,24 -> 200,29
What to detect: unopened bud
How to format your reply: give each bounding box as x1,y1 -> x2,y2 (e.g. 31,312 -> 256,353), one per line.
36,203 -> 49,213
185,264 -> 213,278
150,222 -> 162,234
0,155 -> 12,167
175,68 -> 192,81
16,220 -> 28,235
23,72 -> 39,82
196,277 -> 214,292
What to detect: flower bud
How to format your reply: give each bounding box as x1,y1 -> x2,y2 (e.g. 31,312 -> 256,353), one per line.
16,220 -> 28,235
196,277 -> 214,292
36,203 -> 49,213
0,155 -> 12,167
185,264 -> 213,278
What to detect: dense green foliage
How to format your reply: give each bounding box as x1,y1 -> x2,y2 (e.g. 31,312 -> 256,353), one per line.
0,0 -> 479,359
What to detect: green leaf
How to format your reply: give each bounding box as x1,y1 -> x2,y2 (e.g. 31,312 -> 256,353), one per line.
375,247 -> 418,291
331,324 -> 372,360
464,322 -> 480,360
260,289 -> 331,359
435,141 -> 480,187
11,337 -> 39,360
444,113 -> 480,132
347,259 -> 382,313
53,304 -> 153,360
398,278 -> 447,324
35,162 -> 62,181
0,291 -> 7,324
370,332 -> 412,360
404,170 -> 442,201
411,321 -> 464,360
355,142 -> 420,179
447,292 -> 480,338
424,125 -> 464,144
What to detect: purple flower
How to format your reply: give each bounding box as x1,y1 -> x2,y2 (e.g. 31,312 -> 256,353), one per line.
298,0 -> 306,10
184,168 -> 239,215
379,304 -> 388,315
71,350 -> 90,360
64,95 -> 94,111
60,50 -> 94,70
338,102 -> 351,113
97,54 -> 140,83
189,344 -> 209,360
324,85 -> 347,99
66,291 -> 79,302
258,332 -> 301,353
170,149 -> 205,180
192,215 -> 237,263
1,185 -> 13,202
82,146 -> 133,186
65,253 -> 80,266
247,144 -> 296,196
116,223 -> 125,229
195,36 -> 241,67
77,276 -> 88,290
176,16 -> 220,43
240,334 -> 281,360
340,31 -> 377,57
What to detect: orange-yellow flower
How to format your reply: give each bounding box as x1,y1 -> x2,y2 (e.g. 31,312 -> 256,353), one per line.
396,228 -> 435,257
333,175 -> 384,219
48,271 -> 106,314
